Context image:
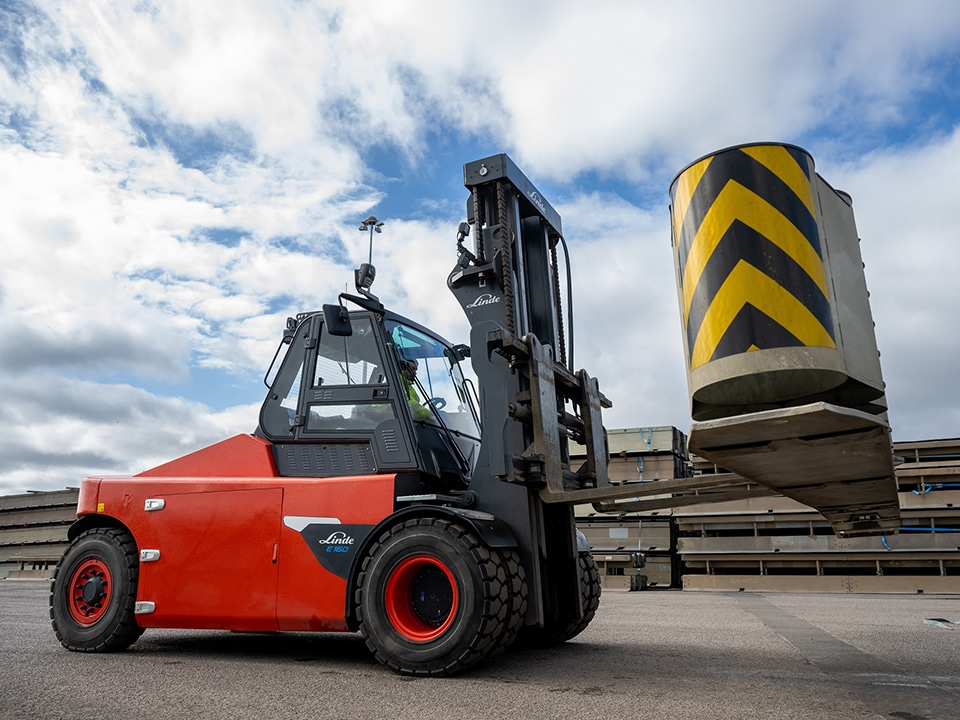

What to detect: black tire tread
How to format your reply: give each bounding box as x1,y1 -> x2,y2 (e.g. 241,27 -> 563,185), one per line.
50,526 -> 144,652
355,517 -> 527,676
517,552 -> 601,648
491,548 -> 527,656
555,552 -> 601,643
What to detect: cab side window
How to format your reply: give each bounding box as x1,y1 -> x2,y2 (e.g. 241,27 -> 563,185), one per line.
303,316 -> 397,432
314,317 -> 386,387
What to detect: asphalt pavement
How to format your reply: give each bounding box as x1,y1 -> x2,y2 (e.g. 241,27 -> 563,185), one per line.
2,580 -> 959,719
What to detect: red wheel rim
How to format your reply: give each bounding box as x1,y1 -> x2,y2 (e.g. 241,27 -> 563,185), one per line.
67,558 -> 112,626
384,554 -> 459,642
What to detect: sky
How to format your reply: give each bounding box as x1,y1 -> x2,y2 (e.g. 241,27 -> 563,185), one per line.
2,0 -> 960,495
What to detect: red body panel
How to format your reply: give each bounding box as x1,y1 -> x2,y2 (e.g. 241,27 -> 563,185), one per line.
82,472 -> 395,632
276,480 -> 394,630
136,434 -> 277,477
136,484 -> 283,629
76,478 -> 101,515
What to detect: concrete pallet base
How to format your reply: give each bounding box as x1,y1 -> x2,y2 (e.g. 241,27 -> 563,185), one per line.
683,573 -> 960,593
6,569 -> 55,579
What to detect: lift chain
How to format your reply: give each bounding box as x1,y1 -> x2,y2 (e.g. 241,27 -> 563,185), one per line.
497,180 -> 516,336
472,186 -> 485,264
550,237 -> 566,368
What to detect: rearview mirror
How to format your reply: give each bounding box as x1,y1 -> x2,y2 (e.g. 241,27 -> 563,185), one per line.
322,304 -> 353,336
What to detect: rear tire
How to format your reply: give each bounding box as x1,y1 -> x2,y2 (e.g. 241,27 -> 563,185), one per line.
356,517 -> 526,676
50,527 -> 144,652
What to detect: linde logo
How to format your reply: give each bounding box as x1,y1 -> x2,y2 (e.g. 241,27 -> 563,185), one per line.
530,191 -> 546,213
318,531 -> 355,545
466,293 -> 501,309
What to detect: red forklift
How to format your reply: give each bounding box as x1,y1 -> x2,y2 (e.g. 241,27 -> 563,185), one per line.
50,148 -> 901,675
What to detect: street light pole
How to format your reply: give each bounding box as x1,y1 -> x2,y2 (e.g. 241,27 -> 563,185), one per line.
358,215 -> 384,265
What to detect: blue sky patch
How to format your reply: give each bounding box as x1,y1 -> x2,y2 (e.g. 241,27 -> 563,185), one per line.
197,226 -> 247,247
130,114 -> 256,170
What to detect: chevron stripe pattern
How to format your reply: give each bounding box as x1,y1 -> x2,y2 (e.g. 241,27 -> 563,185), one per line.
671,144 -> 837,371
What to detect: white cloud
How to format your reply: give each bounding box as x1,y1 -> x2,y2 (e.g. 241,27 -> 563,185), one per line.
557,191 -> 690,430
1,0 -> 959,494
0,372 -> 258,495
489,1 -> 960,179
824,127 -> 960,440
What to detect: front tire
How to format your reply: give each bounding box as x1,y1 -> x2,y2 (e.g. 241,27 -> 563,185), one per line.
556,552 -> 602,643
50,527 -> 144,652
356,517 -> 526,676
518,552 -> 601,648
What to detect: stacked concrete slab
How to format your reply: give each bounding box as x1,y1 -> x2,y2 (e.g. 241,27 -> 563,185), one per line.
680,438 -> 960,592
0,489 -> 77,578
574,426 -> 689,588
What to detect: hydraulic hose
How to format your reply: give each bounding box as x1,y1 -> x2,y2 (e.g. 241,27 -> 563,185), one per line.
558,233 -> 575,371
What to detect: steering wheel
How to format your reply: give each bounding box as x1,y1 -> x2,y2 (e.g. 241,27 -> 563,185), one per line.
429,397 -> 447,411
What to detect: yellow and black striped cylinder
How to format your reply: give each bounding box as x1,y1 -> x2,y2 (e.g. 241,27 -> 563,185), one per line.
670,142 -> 854,420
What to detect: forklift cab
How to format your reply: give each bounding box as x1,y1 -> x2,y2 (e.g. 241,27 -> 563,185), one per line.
257,307 -> 480,490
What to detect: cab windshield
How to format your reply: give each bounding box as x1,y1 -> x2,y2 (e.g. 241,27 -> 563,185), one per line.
387,320 -> 480,439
